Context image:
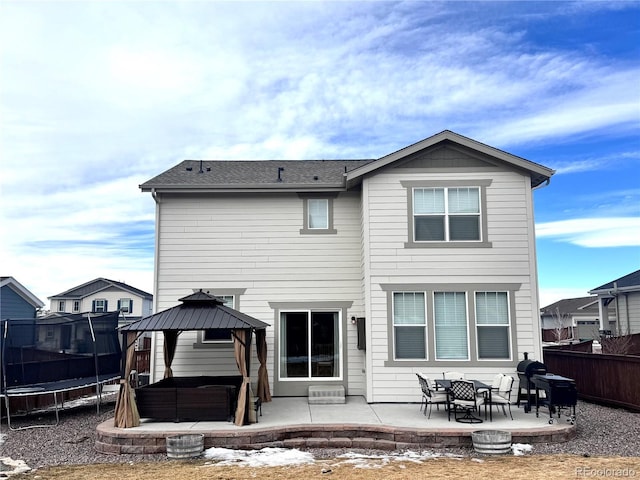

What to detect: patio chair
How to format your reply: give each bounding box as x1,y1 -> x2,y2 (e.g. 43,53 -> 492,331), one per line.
423,377 -> 449,419
449,380 -> 485,423
416,373 -> 429,413
485,375 -> 514,420
443,371 -> 465,380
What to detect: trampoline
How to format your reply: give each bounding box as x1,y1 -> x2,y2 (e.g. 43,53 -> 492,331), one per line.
1,312 -> 121,430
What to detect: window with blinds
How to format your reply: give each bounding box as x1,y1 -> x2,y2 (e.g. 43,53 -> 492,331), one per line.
413,187 -> 480,242
434,292 -> 469,360
475,291 -> 510,359
393,292 -> 427,359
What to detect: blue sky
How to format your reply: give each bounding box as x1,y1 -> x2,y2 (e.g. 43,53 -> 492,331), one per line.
1,1 -> 638,309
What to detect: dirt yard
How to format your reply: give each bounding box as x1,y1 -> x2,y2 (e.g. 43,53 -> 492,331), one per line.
13,454 -> 640,480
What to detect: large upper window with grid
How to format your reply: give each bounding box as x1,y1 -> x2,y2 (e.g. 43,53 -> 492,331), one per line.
401,180 -> 491,248
413,187 -> 480,242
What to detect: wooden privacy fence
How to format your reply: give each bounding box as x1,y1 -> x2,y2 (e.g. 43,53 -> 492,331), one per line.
543,349 -> 640,412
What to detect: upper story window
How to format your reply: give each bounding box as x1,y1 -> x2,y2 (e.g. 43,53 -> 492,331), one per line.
72,300 -> 80,312
57,300 -> 65,312
118,298 -> 133,314
414,187 -> 480,241
299,194 -> 337,235
401,180 -> 492,248
93,299 -> 107,313
308,199 -> 329,229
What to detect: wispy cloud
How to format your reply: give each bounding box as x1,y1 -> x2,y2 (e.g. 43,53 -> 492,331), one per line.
1,1 -> 638,301
536,217 -> 640,248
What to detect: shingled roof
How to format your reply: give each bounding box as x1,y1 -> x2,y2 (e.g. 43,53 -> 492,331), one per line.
589,269 -> 640,294
140,159 -> 374,192
140,131 -> 555,193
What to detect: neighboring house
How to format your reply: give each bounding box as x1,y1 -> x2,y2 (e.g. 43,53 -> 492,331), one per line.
589,270 -> 640,336
540,296 -> 612,342
0,276 -> 45,320
140,130 -> 554,402
48,278 -> 153,325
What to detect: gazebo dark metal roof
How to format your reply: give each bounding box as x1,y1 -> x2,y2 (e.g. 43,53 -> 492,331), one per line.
119,291 -> 269,332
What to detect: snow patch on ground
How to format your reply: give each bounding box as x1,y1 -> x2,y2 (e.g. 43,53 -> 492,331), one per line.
202,447 -> 470,469
512,443 -> 534,456
203,447 -> 315,467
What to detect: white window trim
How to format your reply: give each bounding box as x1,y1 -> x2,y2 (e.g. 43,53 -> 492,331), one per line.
433,291 -> 470,361
298,193 -> 338,235
401,180 -> 492,248
382,283 -> 520,367
392,292 -> 428,361
277,308 -> 343,382
475,291 -> 512,361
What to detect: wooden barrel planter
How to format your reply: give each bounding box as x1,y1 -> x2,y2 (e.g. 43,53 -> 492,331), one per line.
471,430 -> 512,454
166,434 -> 204,459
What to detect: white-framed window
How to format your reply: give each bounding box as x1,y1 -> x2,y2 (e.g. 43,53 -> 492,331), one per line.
203,295 -> 234,343
393,292 -> 427,360
279,309 -> 341,380
475,291 -> 511,360
118,298 -> 133,314
308,199 -> 329,229
299,194 -> 337,234
93,299 -> 107,313
413,187 -> 480,242
383,283 -> 518,366
72,300 -> 80,313
57,300 -> 65,312
434,292 -> 469,360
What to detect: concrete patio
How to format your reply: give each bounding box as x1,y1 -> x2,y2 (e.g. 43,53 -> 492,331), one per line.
96,395 -> 576,454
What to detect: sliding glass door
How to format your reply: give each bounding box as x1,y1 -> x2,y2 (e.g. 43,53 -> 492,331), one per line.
279,310 -> 341,380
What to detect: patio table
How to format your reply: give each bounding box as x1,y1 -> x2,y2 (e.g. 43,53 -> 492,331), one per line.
435,379 -> 492,422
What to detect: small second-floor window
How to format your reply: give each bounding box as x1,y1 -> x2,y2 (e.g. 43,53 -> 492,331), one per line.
299,195 -> 337,235
308,199 -> 329,229
72,301 -> 80,312
58,301 -> 65,312
413,187 -> 480,242
93,299 -> 107,313
118,298 -> 133,313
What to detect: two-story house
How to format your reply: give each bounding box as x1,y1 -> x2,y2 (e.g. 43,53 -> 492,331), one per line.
48,278 -> 153,323
140,130 -> 554,402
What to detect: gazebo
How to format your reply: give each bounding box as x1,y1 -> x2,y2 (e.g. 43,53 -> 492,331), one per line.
113,291 -> 270,428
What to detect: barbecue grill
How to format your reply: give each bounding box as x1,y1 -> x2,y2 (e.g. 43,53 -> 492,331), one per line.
531,374 -> 577,424
516,352 -> 547,413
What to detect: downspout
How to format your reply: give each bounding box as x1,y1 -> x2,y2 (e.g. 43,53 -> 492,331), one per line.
530,176 -> 551,359
150,188 -> 161,383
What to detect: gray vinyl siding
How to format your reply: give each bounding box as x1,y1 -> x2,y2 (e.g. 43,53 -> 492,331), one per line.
362,166 -> 541,402
150,191 -> 366,394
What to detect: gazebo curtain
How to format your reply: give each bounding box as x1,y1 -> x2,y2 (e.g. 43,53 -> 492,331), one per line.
163,330 -> 179,378
114,331 -> 140,428
256,329 -> 272,403
233,329 -> 252,426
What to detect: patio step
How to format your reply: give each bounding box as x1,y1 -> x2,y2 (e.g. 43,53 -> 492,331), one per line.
308,385 -> 345,404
